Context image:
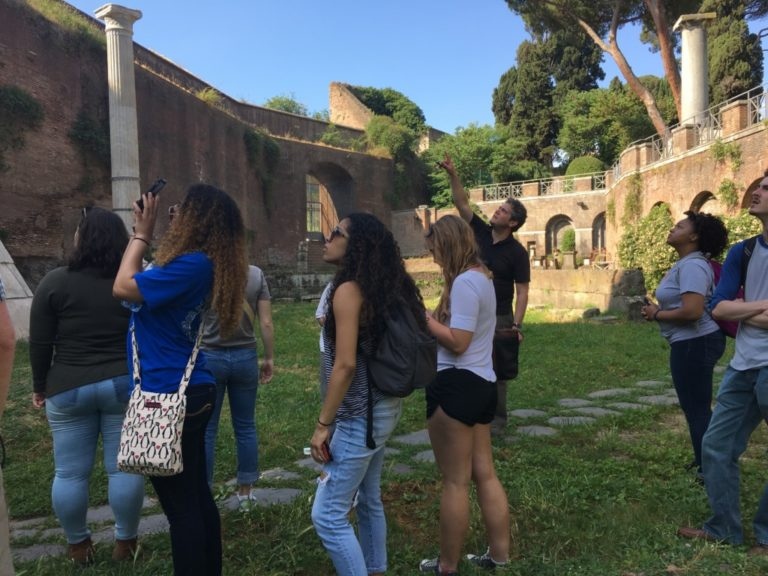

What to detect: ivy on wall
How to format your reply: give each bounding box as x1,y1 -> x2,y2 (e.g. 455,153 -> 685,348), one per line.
68,110 -> 111,193
0,85 -> 44,172
711,140 -> 744,212
243,129 -> 280,216
722,209 -> 762,245
621,172 -> 643,227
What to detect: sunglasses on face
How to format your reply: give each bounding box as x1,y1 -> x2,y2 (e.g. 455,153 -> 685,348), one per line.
327,225 -> 348,242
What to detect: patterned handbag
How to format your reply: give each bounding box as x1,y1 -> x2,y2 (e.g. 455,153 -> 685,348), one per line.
117,321 -> 204,476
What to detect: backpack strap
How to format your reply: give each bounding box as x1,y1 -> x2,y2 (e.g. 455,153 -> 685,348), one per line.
740,235 -> 759,298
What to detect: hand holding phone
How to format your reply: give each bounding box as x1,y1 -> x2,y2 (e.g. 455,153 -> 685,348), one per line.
321,441 -> 333,462
137,178 -> 167,211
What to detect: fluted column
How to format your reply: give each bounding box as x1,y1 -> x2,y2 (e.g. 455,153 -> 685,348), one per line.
674,13 -> 716,126
94,4 -> 142,230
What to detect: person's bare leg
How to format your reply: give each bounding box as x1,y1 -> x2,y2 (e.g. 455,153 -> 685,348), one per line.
472,423 -> 510,563
427,407 -> 474,572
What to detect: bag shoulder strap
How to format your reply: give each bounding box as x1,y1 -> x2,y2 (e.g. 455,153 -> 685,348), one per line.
131,319 -> 205,396
740,235 -> 759,295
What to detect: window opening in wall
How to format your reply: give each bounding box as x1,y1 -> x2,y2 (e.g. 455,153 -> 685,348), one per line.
306,175 -> 322,240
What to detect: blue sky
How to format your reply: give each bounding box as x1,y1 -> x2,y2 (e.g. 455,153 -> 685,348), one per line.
67,1 -> 768,133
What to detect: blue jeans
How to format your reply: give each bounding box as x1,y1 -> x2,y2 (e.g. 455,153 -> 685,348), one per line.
203,347 -> 260,486
702,366 -> 768,544
669,330 -> 725,470
150,384 -> 221,576
311,396 -> 402,576
46,375 -> 145,544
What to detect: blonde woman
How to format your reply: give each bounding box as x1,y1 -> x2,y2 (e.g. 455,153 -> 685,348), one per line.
114,184 -> 247,576
420,215 -> 510,575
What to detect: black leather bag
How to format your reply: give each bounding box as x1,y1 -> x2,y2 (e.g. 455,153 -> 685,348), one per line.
492,328 -> 519,381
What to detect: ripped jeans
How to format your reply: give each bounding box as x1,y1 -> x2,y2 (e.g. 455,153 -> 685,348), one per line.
311,396 -> 402,576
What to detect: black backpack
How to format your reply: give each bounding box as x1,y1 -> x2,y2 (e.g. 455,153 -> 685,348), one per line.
363,300 -> 437,448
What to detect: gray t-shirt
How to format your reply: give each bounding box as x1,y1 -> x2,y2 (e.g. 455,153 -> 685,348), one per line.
731,241 -> 768,370
201,265 -> 270,349
655,252 -> 720,344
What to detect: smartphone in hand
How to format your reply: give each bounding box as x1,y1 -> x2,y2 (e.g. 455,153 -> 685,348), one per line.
321,441 -> 333,462
137,178 -> 167,211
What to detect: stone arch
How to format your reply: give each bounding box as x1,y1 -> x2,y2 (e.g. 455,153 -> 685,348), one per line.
592,212 -> 606,252
741,174 -> 767,209
306,162 -> 353,240
545,214 -> 573,255
690,190 -> 725,215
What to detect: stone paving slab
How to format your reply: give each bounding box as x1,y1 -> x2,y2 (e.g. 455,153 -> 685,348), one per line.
391,429 -> 430,446
558,398 -> 593,408
413,450 -> 436,463
548,416 -> 596,426
260,468 -> 301,481
637,395 -> 679,406
587,388 -> 635,399
569,407 -> 622,417
608,402 -> 650,410
221,488 -> 304,511
509,409 -> 547,418
635,380 -> 668,388
517,425 -> 557,437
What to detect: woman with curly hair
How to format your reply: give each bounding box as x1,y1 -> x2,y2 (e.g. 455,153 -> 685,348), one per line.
642,211 -> 729,479
30,207 -> 145,565
420,215 -> 510,575
114,183 -> 246,576
310,213 -> 427,576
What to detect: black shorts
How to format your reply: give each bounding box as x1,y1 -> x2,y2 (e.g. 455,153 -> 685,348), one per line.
426,368 -> 497,425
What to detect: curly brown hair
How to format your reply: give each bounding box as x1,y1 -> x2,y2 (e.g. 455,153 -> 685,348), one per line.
154,184 -> 247,336
427,215 -> 490,323
324,213 -> 426,347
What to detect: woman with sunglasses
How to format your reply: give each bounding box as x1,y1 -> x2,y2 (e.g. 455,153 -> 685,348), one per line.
310,214 -> 427,576
30,207 -> 145,565
420,215 -> 510,575
114,184 -> 247,576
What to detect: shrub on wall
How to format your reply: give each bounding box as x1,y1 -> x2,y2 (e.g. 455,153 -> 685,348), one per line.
68,111 -> 110,167
618,203 -> 676,293
365,115 -> 417,161
717,178 -> 741,210
722,209 -> 762,246
243,129 -> 280,215
0,85 -> 44,172
711,139 -> 743,171
621,173 -> 643,227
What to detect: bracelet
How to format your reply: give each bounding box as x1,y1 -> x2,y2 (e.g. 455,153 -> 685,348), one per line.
317,418 -> 332,427
132,235 -> 150,247
653,309 -> 661,321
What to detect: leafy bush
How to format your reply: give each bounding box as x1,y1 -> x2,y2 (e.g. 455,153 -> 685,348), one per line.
565,156 -> 605,176
618,203 -> 676,293
68,111 -> 110,166
561,228 -> 576,252
347,85 -> 426,133
717,178 -> 741,209
722,209 -> 762,246
621,173 -> 643,227
365,115 -> 417,160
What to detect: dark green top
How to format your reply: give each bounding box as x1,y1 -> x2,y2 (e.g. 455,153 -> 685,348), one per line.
29,267 -> 129,397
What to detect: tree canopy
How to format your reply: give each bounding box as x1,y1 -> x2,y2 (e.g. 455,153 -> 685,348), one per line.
504,0 -> 766,137
346,85 -> 426,134
262,94 -> 309,116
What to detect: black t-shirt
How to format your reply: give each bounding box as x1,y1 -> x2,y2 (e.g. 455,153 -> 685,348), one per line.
470,214 -> 530,315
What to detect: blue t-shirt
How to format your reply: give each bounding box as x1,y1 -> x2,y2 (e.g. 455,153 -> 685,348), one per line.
129,252 -> 215,393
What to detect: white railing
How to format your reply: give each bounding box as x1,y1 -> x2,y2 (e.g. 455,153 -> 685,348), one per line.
478,86 -> 768,200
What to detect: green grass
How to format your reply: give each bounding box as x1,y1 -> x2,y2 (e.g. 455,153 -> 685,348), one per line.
7,304 -> 768,575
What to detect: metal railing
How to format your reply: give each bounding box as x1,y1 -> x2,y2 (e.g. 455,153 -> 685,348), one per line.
479,86 -> 768,201
482,171 -> 607,201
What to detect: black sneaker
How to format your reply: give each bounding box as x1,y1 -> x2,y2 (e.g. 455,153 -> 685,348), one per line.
419,557 -> 458,575
466,548 -> 506,570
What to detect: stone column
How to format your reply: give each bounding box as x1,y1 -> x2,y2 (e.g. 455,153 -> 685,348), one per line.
94,4 -> 143,230
674,13 -> 716,126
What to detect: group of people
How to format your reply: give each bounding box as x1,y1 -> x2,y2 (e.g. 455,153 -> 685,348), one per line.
18,153 -> 531,575
641,170 -> 768,556
19,163 -> 768,575
28,185 -> 272,574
